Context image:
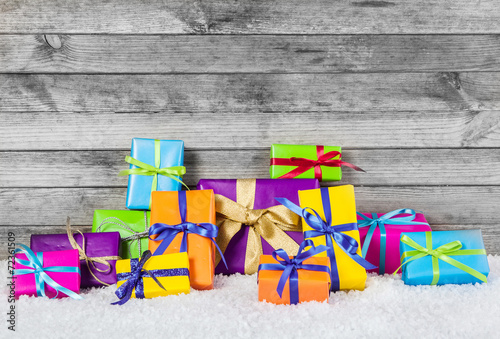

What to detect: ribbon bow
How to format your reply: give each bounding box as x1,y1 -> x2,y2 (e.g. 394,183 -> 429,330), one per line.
270,146 -> 365,181
13,244 -> 83,300
276,191 -> 376,291
357,209 -> 428,274
395,233 -> 487,285
66,217 -> 121,286
95,211 -> 149,258
112,250 -> 172,305
148,191 -> 227,268
258,240 -> 330,304
118,139 -> 189,208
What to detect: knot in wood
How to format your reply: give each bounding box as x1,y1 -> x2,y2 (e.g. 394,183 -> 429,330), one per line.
43,35 -> 62,49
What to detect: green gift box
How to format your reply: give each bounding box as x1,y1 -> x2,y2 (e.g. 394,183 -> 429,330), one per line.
92,210 -> 150,259
270,144 -> 364,182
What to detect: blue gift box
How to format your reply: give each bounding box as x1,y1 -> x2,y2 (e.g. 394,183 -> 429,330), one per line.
400,230 -> 489,286
124,138 -> 184,210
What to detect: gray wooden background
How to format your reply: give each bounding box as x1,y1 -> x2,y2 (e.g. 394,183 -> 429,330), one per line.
1,0 -> 499,258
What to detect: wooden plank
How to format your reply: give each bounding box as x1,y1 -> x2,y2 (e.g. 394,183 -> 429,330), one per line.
2,35 -> 500,73
1,110 -> 500,150
2,149 -> 500,187
2,224 -> 500,258
1,187 -> 498,226
1,0 -> 500,34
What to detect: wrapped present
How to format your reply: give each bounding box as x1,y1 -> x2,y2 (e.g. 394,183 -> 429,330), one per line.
14,244 -> 82,299
113,250 -> 190,305
258,240 -> 331,305
31,218 -> 121,288
197,178 -> 320,275
270,144 -> 364,181
92,209 -> 151,259
277,185 -> 376,291
357,210 -> 431,275
149,190 -> 221,290
119,138 -> 186,210
398,230 -> 489,285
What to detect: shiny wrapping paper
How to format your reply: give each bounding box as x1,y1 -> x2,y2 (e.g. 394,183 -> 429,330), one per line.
149,190 -> 216,290
197,178 -> 320,275
30,231 -> 121,288
298,185 -> 367,291
125,138 -> 184,210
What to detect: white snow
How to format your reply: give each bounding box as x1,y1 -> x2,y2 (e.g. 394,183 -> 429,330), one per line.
1,256 -> 499,339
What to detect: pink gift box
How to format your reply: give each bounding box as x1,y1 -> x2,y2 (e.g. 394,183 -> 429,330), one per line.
14,249 -> 81,299
357,212 -> 431,274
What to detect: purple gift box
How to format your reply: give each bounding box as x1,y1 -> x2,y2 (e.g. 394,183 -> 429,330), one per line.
30,231 -> 121,288
197,178 -> 319,274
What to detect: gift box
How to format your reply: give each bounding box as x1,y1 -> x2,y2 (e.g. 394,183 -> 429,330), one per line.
258,241 -> 331,305
92,209 -> 151,259
30,225 -> 121,288
399,230 -> 489,285
114,251 -> 190,304
149,190 -> 217,290
197,178 -> 320,275
357,210 -> 431,275
120,138 -> 185,210
283,185 -> 375,291
14,245 -> 82,299
270,144 -> 364,181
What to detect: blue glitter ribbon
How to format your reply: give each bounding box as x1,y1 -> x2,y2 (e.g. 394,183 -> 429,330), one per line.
258,240 -> 330,304
13,244 -> 82,300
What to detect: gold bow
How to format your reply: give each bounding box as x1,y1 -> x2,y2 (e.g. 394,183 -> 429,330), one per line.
214,179 -> 301,274
66,217 -> 122,286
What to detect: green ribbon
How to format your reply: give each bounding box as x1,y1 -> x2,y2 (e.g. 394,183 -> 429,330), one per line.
118,139 -> 189,208
395,232 -> 487,285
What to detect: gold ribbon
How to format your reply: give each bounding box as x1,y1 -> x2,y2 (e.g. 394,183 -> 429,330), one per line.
215,179 -> 301,274
66,217 -> 122,286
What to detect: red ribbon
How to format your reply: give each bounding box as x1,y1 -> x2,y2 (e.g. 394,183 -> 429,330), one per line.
270,146 -> 365,180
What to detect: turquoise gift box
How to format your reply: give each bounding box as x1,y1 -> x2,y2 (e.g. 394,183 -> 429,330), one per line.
399,230 -> 489,286
122,138 -> 185,210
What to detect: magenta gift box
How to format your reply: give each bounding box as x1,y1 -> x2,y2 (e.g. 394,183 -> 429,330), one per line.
14,249 -> 81,299
358,212 -> 431,274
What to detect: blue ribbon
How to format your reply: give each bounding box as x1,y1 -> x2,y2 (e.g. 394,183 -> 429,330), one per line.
13,244 -> 82,300
148,190 -> 228,268
357,209 -> 429,274
276,188 -> 376,291
258,240 -> 330,304
113,250 -> 189,305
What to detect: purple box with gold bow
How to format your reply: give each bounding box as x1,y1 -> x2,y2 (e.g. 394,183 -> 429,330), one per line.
270,144 -> 364,181
30,220 -> 121,288
357,210 -> 431,275
120,138 -> 186,210
197,178 -> 319,275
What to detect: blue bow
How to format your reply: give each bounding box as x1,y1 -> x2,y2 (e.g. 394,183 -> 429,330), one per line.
276,188 -> 376,291
149,190 -> 227,268
357,209 -> 428,274
13,244 -> 82,300
258,240 -> 330,304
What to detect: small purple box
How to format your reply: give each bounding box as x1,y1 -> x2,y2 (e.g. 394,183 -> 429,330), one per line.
30,231 -> 121,288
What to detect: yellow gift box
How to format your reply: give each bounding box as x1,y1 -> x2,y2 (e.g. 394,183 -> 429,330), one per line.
298,185 -> 367,291
115,252 -> 190,299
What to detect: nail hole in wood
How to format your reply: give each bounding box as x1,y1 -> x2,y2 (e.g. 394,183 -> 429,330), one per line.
43,34 -> 62,49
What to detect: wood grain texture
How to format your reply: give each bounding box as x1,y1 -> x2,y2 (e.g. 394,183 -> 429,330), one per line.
2,149 -> 500,187
1,0 -> 500,34
2,73 -> 498,113
1,187 -> 498,226
2,111 -> 499,150
2,35 -> 500,73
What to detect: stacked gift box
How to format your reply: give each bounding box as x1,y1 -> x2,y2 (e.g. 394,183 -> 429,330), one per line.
13,139 -> 490,304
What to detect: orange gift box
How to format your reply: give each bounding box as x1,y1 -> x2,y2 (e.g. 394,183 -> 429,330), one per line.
149,190 -> 216,290
258,254 -> 331,305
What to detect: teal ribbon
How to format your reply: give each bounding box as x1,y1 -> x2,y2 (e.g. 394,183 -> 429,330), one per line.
357,209 -> 428,274
13,244 -> 83,300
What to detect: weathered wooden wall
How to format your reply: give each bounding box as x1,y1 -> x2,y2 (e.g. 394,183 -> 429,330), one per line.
1,0 -> 499,257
